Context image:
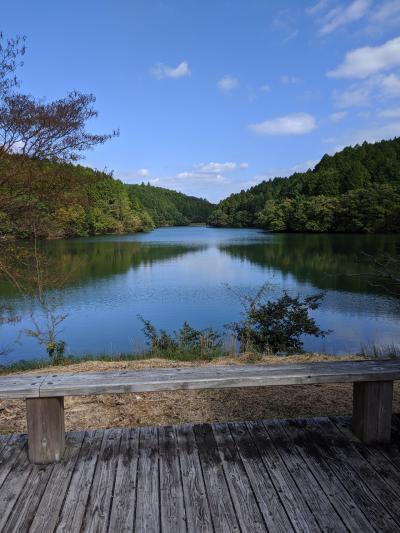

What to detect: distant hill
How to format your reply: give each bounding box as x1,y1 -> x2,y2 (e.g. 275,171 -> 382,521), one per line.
126,183 -> 214,227
209,137 -> 400,233
0,156 -> 214,240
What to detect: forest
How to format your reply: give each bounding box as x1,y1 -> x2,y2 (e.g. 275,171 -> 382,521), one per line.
127,183 -> 214,227
0,155 -> 214,240
209,137 -> 400,233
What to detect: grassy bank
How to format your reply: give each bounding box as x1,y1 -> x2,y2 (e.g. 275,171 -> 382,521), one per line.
2,341 -> 400,375
2,352 -> 400,436
0,348 -> 232,375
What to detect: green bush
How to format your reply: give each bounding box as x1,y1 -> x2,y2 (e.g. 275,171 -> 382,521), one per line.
139,316 -> 224,358
230,290 -> 330,354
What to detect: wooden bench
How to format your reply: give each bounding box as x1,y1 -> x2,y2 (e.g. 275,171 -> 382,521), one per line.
1,359 -> 399,464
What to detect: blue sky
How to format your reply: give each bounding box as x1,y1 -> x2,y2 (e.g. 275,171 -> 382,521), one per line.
2,0 -> 400,202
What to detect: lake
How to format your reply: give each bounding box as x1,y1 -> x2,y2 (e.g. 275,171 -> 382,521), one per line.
1,226 -> 399,363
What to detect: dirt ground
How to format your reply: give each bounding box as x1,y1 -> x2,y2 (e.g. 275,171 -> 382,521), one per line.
1,354 -> 399,434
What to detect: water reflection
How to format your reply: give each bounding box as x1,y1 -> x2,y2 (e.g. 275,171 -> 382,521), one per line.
0,228 -> 399,361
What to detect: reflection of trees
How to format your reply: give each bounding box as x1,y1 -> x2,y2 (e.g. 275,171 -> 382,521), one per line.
220,234 -> 400,296
0,241 -> 205,297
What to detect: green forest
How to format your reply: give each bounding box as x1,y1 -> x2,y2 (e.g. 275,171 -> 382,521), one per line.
126,183 -> 213,227
0,155 -> 214,240
209,137 -> 400,233
2,138 -> 400,240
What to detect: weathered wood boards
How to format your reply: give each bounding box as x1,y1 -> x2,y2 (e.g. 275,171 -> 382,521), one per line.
1,361 -> 400,399
3,417 -> 400,532
353,380 -> 393,443
1,359 -> 400,463
0,374 -> 45,399
26,397 -> 65,464
32,360 -> 400,396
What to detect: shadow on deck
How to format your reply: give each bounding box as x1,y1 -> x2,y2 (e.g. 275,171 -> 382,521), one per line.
1,415 -> 400,532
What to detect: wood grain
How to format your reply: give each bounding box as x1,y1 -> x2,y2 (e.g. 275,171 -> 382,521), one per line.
12,359 -> 400,398
26,397 -> 65,464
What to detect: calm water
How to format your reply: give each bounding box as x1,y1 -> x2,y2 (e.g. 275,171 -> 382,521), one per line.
1,227 -> 399,363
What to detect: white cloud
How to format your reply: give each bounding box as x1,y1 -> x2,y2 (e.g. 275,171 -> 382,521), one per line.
333,83 -> 372,107
136,168 -> 150,177
143,160 -> 250,202
328,36 -> 400,78
248,113 -> 317,135
349,121 -> 400,144
381,73 -> 400,97
329,111 -> 348,121
281,75 -> 301,84
333,73 -> 400,108
260,84 -> 271,92
306,0 -> 331,16
377,107 -> 400,118
272,9 -> 299,43
252,159 -> 318,184
283,29 -> 299,42
370,0 -> 400,26
318,0 -> 371,34
193,161 -> 247,174
217,75 -> 239,91
150,61 -> 191,79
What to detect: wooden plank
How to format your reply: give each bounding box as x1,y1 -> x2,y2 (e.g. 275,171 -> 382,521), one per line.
0,433 -> 12,454
134,426 -> 160,533
300,418 -> 400,532
55,430 -> 104,533
175,424 -> 214,533
310,417 -> 400,524
278,418 -> 375,533
81,427 -> 122,533
212,422 -> 268,532
0,374 -> 45,399
26,397 -> 65,464
380,416 -> 400,471
353,381 -> 393,443
35,360 -> 400,397
29,431 -> 85,533
245,420 -> 321,533
0,434 -> 28,489
159,425 -> 187,532
108,427 -> 139,533
333,416 -> 400,492
228,422 -> 294,533
263,419 -> 347,532
193,423 -> 241,533
0,444 -> 34,530
2,461 -> 54,533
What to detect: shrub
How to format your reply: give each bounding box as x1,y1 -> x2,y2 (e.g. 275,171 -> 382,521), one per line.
138,316 -> 223,358
230,288 -> 330,354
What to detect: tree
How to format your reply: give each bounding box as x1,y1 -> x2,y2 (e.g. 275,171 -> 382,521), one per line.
0,32 -> 25,98
0,32 -> 118,358
230,286 -> 330,354
0,91 -> 118,163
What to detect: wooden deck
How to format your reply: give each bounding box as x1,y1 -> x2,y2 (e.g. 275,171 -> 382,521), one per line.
1,416 -> 400,532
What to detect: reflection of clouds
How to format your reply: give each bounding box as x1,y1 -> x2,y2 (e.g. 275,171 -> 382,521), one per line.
307,307 -> 400,355
2,228 -> 400,360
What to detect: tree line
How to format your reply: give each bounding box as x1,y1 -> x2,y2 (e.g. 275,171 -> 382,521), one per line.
209,137 -> 400,233
0,156 -> 214,240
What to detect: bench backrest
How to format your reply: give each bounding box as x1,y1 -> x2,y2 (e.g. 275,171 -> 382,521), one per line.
1,359 -> 400,399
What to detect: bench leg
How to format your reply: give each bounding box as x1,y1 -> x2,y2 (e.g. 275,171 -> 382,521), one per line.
26,397 -> 65,464
352,381 -> 393,444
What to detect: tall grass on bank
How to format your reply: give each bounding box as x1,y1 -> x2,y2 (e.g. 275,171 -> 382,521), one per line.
360,342 -> 400,359
0,347 -> 232,375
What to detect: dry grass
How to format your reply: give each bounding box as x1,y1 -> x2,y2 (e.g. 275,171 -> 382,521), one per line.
1,353 -> 399,434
